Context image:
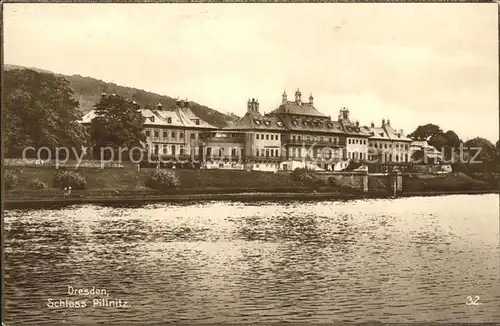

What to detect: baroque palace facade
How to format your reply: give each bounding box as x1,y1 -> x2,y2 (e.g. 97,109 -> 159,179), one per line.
80,89 -> 413,171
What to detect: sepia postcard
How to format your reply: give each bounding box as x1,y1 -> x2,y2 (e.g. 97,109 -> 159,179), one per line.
2,2 -> 499,325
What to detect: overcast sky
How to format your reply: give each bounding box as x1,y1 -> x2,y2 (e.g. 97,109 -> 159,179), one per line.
4,3 -> 499,142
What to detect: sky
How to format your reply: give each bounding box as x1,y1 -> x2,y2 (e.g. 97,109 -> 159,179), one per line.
4,3 -> 499,143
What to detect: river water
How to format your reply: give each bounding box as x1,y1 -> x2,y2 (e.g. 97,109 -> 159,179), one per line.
4,194 -> 500,324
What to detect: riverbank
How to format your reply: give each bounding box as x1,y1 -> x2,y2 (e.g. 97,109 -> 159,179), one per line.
4,189 -> 498,210
3,166 -> 498,209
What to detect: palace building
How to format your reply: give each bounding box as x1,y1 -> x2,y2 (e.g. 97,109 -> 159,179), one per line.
363,119 -> 413,163
204,89 -> 371,171
79,94 -> 218,163
79,89 -> 414,171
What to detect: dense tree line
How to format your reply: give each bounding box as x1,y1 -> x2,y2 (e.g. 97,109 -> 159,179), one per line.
3,69 -> 87,158
408,123 -> 499,173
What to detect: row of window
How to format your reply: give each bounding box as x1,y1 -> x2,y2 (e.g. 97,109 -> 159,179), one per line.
146,144 -> 197,155
255,148 -> 280,157
348,138 -> 367,145
291,135 -> 339,144
206,147 -> 244,157
255,133 -> 280,141
348,152 -> 366,160
289,147 -> 337,159
145,129 -> 197,140
370,143 -> 409,150
367,154 -> 409,162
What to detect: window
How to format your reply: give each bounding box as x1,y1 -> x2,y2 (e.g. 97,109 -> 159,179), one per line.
180,133 -> 184,139
171,145 -> 176,155
154,145 -> 159,154
219,148 -> 224,157
146,130 -> 150,137
266,149 -> 269,157
348,139 -> 351,144
276,135 -> 280,140
256,148 -> 260,156
163,146 -> 167,154
171,131 -> 176,139
154,131 -> 159,138
270,135 -> 274,140
207,147 -> 212,157
180,146 -> 185,155
231,148 -> 236,157
292,135 -> 296,141
191,133 -> 196,140
266,134 -> 269,140
298,136 -> 302,141
256,134 -> 259,140
163,131 -> 168,138
320,137 -> 324,143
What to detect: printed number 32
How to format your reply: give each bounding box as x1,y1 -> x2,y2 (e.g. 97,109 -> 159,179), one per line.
466,296 -> 481,305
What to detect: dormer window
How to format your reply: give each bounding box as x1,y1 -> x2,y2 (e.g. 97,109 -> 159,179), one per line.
167,117 -> 172,124
277,121 -> 284,127
150,116 -> 155,123
303,121 -> 308,126
195,119 -> 200,125
254,119 -> 261,125
327,123 -> 333,128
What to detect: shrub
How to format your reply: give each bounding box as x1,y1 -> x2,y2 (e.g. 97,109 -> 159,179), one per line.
291,168 -> 317,185
52,170 -> 87,189
4,170 -> 18,191
31,177 -> 48,189
145,170 -> 180,191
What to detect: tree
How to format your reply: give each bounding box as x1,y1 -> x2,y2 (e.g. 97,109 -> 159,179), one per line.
3,69 -> 87,158
429,130 -> 462,161
90,94 -> 146,160
408,124 -> 443,141
462,137 -> 496,172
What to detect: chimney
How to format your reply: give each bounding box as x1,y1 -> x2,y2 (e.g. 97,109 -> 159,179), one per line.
100,92 -> 107,99
309,93 -> 314,105
255,99 -> 260,112
370,121 -> 375,128
355,120 -> 359,127
176,98 -> 181,108
382,118 -> 385,126
295,88 -> 302,105
156,102 -> 163,111
282,90 -> 287,105
251,98 -> 256,111
247,99 -> 252,112
387,119 -> 391,126
400,129 -> 404,136
184,98 -> 189,108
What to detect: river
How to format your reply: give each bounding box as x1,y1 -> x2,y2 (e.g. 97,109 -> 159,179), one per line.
3,194 -> 500,324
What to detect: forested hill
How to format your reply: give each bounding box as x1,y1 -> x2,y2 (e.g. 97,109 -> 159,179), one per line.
4,64 -> 239,128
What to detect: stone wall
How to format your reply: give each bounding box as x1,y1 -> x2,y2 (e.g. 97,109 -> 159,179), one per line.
368,174 -> 390,192
316,172 -> 368,192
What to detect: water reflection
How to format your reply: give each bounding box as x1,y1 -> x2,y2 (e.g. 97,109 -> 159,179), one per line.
4,194 -> 500,324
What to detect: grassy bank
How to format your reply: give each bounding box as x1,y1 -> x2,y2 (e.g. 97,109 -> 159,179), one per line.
4,167 -> 329,200
4,167 -> 498,205
403,172 -> 498,192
